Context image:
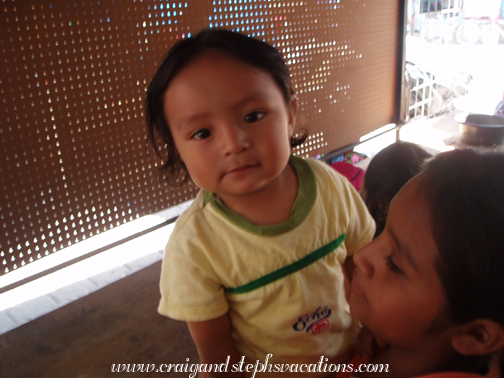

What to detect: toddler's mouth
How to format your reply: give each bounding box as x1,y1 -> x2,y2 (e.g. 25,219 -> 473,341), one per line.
229,164 -> 257,174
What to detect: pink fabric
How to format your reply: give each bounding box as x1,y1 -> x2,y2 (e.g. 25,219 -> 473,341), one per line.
330,162 -> 365,192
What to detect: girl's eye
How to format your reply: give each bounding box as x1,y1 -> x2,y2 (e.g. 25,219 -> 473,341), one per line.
385,255 -> 403,274
192,129 -> 212,140
244,111 -> 265,124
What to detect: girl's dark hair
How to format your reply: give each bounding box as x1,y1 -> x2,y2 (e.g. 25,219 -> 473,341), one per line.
145,28 -> 306,186
362,141 -> 432,237
419,148 -> 504,375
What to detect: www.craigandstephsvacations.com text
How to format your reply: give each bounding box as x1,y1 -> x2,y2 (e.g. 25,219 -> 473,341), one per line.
111,354 -> 390,377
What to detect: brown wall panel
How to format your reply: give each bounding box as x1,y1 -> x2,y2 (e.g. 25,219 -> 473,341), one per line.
1,0 -> 401,278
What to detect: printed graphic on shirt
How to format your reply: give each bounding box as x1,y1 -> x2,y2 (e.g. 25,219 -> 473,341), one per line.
292,306 -> 331,334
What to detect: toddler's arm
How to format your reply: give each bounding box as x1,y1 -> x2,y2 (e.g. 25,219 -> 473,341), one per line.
187,313 -> 246,377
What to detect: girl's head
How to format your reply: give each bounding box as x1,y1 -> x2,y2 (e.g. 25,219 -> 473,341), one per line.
361,141 -> 432,237
146,29 -> 305,186
350,148 -> 504,374
420,148 -> 504,372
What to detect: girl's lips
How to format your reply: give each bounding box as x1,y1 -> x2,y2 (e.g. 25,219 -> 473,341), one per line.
351,275 -> 365,299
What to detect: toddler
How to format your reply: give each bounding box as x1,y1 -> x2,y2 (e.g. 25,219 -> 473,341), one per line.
145,29 -> 375,376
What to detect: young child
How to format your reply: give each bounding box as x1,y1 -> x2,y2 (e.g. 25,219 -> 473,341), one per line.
346,148 -> 504,378
360,141 -> 432,237
145,29 -> 375,376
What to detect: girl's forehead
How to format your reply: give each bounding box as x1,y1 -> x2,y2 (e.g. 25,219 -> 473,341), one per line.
388,175 -> 437,253
394,173 -> 429,207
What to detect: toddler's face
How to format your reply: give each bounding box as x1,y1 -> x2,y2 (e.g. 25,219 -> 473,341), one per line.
349,175 -> 455,354
163,50 -> 296,202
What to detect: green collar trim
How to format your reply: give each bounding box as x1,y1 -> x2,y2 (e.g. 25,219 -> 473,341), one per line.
204,155 -> 316,236
225,234 -> 347,294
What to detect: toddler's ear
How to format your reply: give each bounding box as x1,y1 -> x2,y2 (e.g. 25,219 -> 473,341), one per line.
288,96 -> 298,131
452,319 -> 504,356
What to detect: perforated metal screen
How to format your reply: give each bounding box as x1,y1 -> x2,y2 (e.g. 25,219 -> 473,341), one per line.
1,0 -> 401,278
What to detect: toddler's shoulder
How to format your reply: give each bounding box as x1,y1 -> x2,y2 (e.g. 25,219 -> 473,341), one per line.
168,190 -> 209,241
303,157 -> 356,193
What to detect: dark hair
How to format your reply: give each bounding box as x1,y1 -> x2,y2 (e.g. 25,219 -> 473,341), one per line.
145,28 -> 306,186
362,141 -> 432,237
419,148 -> 504,374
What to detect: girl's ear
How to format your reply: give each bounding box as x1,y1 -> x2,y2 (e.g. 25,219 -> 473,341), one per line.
452,319 -> 504,356
376,196 -> 391,213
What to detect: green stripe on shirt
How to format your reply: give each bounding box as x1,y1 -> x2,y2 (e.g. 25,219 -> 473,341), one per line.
225,234 -> 347,294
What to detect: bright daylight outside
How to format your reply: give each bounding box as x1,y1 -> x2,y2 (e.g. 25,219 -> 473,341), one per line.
400,0 -> 504,151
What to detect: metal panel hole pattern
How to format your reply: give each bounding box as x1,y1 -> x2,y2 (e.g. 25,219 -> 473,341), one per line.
1,0 -> 399,277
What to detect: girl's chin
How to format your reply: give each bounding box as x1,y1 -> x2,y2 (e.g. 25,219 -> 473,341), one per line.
348,301 -> 368,327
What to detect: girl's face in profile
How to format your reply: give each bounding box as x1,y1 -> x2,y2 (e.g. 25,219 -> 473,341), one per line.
349,175 -> 457,357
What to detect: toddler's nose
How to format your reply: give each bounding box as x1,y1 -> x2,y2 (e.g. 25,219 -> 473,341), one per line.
221,124 -> 249,155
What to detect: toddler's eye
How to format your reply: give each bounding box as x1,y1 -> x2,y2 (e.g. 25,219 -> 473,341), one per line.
244,111 -> 265,124
192,129 -> 212,140
385,255 -> 403,274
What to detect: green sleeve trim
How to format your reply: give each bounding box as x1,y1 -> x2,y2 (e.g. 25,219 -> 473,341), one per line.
224,234 -> 347,294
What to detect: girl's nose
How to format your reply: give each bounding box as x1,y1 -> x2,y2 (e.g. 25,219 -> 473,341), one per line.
221,124 -> 250,155
353,243 -> 375,278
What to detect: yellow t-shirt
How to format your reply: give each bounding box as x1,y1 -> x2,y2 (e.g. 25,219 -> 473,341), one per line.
158,156 -> 375,377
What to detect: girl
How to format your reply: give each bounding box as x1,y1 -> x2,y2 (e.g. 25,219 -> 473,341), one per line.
145,29 -> 375,376
347,148 -> 504,377
360,141 -> 432,237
